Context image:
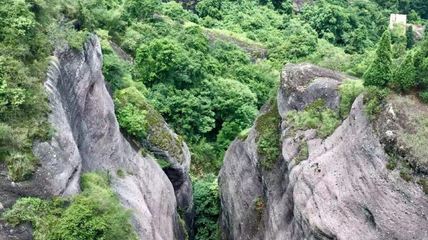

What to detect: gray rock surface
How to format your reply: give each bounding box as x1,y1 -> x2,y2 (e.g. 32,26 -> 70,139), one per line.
293,0 -> 314,12
219,63 -> 428,240
1,36 -> 190,240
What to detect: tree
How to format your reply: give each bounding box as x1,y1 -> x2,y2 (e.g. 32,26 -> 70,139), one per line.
413,39 -> 428,88
300,1 -> 354,45
134,38 -> 191,88
269,19 -> 318,64
193,174 -> 220,240
363,30 -> 393,87
391,53 -> 416,92
124,0 -> 160,20
195,0 -> 223,19
406,26 -> 415,49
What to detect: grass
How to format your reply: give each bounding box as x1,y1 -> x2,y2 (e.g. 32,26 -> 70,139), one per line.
402,118 -> 428,169
255,100 -> 281,171
387,95 -> 428,174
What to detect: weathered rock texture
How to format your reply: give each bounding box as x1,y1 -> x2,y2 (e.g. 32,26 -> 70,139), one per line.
0,36 -> 191,240
219,63 -> 428,240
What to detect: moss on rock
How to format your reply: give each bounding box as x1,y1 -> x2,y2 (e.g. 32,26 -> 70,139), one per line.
114,87 -> 184,162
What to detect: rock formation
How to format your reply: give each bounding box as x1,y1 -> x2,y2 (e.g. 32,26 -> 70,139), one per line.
219,63 -> 428,240
0,36 -> 192,240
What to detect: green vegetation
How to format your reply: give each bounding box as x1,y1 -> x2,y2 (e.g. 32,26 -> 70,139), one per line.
237,128 -> 252,140
400,169 -> 413,182
156,158 -> 173,169
339,79 -> 365,118
363,86 -> 389,119
2,172 -> 136,240
391,53 -> 416,92
114,88 -> 149,139
193,174 -> 220,240
0,0 -> 54,181
116,169 -> 126,178
255,101 -> 281,170
286,99 -> 340,139
406,26 -> 415,49
364,31 -> 393,87
418,178 -> 428,194
294,141 -> 309,165
386,155 -> 398,170
2,0 -> 428,237
254,196 -> 265,220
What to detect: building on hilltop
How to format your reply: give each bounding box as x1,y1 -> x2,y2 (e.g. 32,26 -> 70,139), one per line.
390,13 -> 425,41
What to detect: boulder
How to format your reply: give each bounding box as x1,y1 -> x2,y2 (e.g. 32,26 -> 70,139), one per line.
219,63 -> 428,240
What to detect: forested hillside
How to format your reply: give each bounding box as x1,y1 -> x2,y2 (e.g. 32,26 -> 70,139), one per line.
1,0 -> 428,239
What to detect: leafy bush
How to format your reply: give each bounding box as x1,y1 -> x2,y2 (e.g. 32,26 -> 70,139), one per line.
269,19 -> 318,65
134,38 -> 200,88
114,87 -> 149,139
339,79 -> 365,118
102,52 -> 133,92
190,139 -> 221,176
2,172 -> 136,240
419,91 -> 428,103
286,99 -> 340,139
196,0 -> 223,19
0,51 -> 50,182
193,174 -> 220,240
363,86 -> 389,119
124,0 -> 160,21
66,30 -> 89,50
255,100 -> 281,170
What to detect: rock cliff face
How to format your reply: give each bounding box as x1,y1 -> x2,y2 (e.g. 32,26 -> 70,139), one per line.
0,36 -> 192,240
219,63 -> 428,240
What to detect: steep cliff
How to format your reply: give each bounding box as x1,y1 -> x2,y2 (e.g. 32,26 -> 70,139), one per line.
0,36 -> 192,240
219,63 -> 428,240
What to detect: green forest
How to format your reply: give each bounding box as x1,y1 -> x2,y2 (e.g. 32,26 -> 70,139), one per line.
1,0 -> 428,239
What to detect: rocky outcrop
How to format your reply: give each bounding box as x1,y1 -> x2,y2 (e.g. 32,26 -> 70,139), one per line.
219,63 -> 428,240
203,28 -> 267,61
0,36 -> 192,240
